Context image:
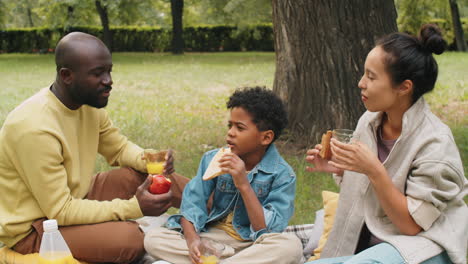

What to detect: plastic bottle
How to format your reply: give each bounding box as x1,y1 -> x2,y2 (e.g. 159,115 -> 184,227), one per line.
37,219 -> 77,264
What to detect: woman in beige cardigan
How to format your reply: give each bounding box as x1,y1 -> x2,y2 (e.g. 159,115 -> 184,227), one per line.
305,24 -> 467,264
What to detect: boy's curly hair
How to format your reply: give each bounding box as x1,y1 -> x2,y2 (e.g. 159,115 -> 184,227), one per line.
227,87 -> 288,142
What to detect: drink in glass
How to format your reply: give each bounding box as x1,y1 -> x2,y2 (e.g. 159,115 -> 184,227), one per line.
144,149 -> 166,174
199,238 -> 224,264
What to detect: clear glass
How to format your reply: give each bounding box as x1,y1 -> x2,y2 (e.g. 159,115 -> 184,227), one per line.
332,129 -> 354,143
199,238 -> 224,264
144,149 -> 166,174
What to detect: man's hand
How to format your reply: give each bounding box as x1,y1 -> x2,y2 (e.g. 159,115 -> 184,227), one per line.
164,149 -> 175,175
136,175 -> 172,216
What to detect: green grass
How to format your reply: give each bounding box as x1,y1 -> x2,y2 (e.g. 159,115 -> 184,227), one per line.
0,52 -> 466,225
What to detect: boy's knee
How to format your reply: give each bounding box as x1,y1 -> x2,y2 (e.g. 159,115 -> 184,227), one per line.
280,233 -> 303,257
144,227 -> 168,257
259,232 -> 303,259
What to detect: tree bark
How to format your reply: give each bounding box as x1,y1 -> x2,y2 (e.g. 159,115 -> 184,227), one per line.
95,0 -> 112,51
448,0 -> 467,51
171,0 -> 184,54
26,6 -> 33,27
272,0 -> 397,145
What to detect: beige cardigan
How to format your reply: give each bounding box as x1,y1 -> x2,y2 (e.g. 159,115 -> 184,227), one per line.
321,98 -> 467,264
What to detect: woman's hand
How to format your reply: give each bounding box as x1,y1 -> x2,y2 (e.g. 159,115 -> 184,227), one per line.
219,153 -> 249,190
305,144 -> 343,174
187,236 -> 202,264
329,138 -> 383,178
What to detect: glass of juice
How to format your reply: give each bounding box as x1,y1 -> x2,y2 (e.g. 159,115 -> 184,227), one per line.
199,238 -> 224,264
144,149 -> 167,175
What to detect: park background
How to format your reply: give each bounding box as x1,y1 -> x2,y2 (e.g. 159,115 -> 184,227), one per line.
0,0 -> 467,225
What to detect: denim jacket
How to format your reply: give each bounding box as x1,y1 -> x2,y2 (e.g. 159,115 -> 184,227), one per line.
165,144 -> 296,241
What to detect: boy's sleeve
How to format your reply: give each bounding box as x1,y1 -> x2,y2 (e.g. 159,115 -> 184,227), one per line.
249,165 -> 296,240
167,152 -> 216,233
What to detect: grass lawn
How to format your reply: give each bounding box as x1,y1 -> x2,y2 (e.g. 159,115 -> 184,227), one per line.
0,52 -> 466,225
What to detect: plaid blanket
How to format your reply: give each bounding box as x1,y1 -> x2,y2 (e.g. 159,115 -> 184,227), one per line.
283,224 -> 315,263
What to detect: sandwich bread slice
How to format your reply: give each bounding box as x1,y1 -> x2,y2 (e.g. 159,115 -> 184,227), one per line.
202,147 -> 231,181
319,130 -> 332,160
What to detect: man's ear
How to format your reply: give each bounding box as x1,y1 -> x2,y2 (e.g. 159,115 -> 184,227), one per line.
398,79 -> 413,97
59,68 -> 73,85
261,130 -> 274,146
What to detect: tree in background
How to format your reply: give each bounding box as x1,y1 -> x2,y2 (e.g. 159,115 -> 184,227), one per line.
272,0 -> 398,145
0,0 -> 5,28
396,0 -> 433,34
196,0 -> 271,26
171,0 -> 184,54
395,0 -> 467,50
4,0 -> 38,28
36,0 -> 97,30
95,0 -> 112,50
449,0 -> 467,51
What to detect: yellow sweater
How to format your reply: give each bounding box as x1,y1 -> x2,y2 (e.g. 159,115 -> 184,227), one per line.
0,87 -> 147,248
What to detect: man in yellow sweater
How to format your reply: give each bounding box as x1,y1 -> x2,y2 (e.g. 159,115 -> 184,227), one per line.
0,32 -> 188,263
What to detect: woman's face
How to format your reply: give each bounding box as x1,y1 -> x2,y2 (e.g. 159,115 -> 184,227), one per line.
358,46 -> 400,112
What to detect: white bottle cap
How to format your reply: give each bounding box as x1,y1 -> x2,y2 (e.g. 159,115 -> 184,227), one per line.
43,219 -> 58,232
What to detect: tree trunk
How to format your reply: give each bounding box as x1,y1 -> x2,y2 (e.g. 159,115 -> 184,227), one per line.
448,0 -> 467,51
95,0 -> 112,51
171,0 -> 184,54
26,6 -> 33,27
272,0 -> 397,146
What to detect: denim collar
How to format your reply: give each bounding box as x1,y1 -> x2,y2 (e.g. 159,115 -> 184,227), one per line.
249,144 -> 280,176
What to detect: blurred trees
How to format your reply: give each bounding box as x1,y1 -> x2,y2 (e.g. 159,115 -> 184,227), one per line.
449,0 -> 467,51
395,0 -> 467,50
0,0 -> 465,49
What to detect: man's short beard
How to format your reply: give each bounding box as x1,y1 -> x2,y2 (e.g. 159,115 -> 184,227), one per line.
69,83 -> 108,109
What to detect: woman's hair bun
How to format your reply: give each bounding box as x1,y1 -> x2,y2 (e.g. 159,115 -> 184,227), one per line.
418,24 -> 447,55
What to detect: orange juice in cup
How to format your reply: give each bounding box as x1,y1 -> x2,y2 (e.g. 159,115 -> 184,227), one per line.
200,255 -> 219,264
199,238 -> 224,264
144,149 -> 166,174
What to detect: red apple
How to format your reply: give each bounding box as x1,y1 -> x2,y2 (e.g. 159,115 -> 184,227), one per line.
149,174 -> 172,194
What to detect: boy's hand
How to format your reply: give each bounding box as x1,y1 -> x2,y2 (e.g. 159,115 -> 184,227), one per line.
219,153 -> 249,189
187,236 -> 202,264
305,144 -> 343,175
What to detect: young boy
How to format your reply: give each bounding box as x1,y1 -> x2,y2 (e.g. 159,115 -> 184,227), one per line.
144,87 -> 302,264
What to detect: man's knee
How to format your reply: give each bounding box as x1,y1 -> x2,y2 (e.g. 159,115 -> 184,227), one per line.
109,221 -> 145,263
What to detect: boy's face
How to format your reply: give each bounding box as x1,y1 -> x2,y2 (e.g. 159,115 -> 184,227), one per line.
226,107 -> 271,158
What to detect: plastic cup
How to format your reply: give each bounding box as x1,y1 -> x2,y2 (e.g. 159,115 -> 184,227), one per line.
199,238 -> 224,264
332,129 -> 354,144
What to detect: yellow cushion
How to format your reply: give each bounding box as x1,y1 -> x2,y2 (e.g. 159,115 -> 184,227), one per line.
0,246 -> 87,264
308,191 -> 339,261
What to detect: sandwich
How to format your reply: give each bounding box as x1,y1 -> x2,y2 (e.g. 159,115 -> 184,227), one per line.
319,130 -> 332,160
202,147 -> 232,181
